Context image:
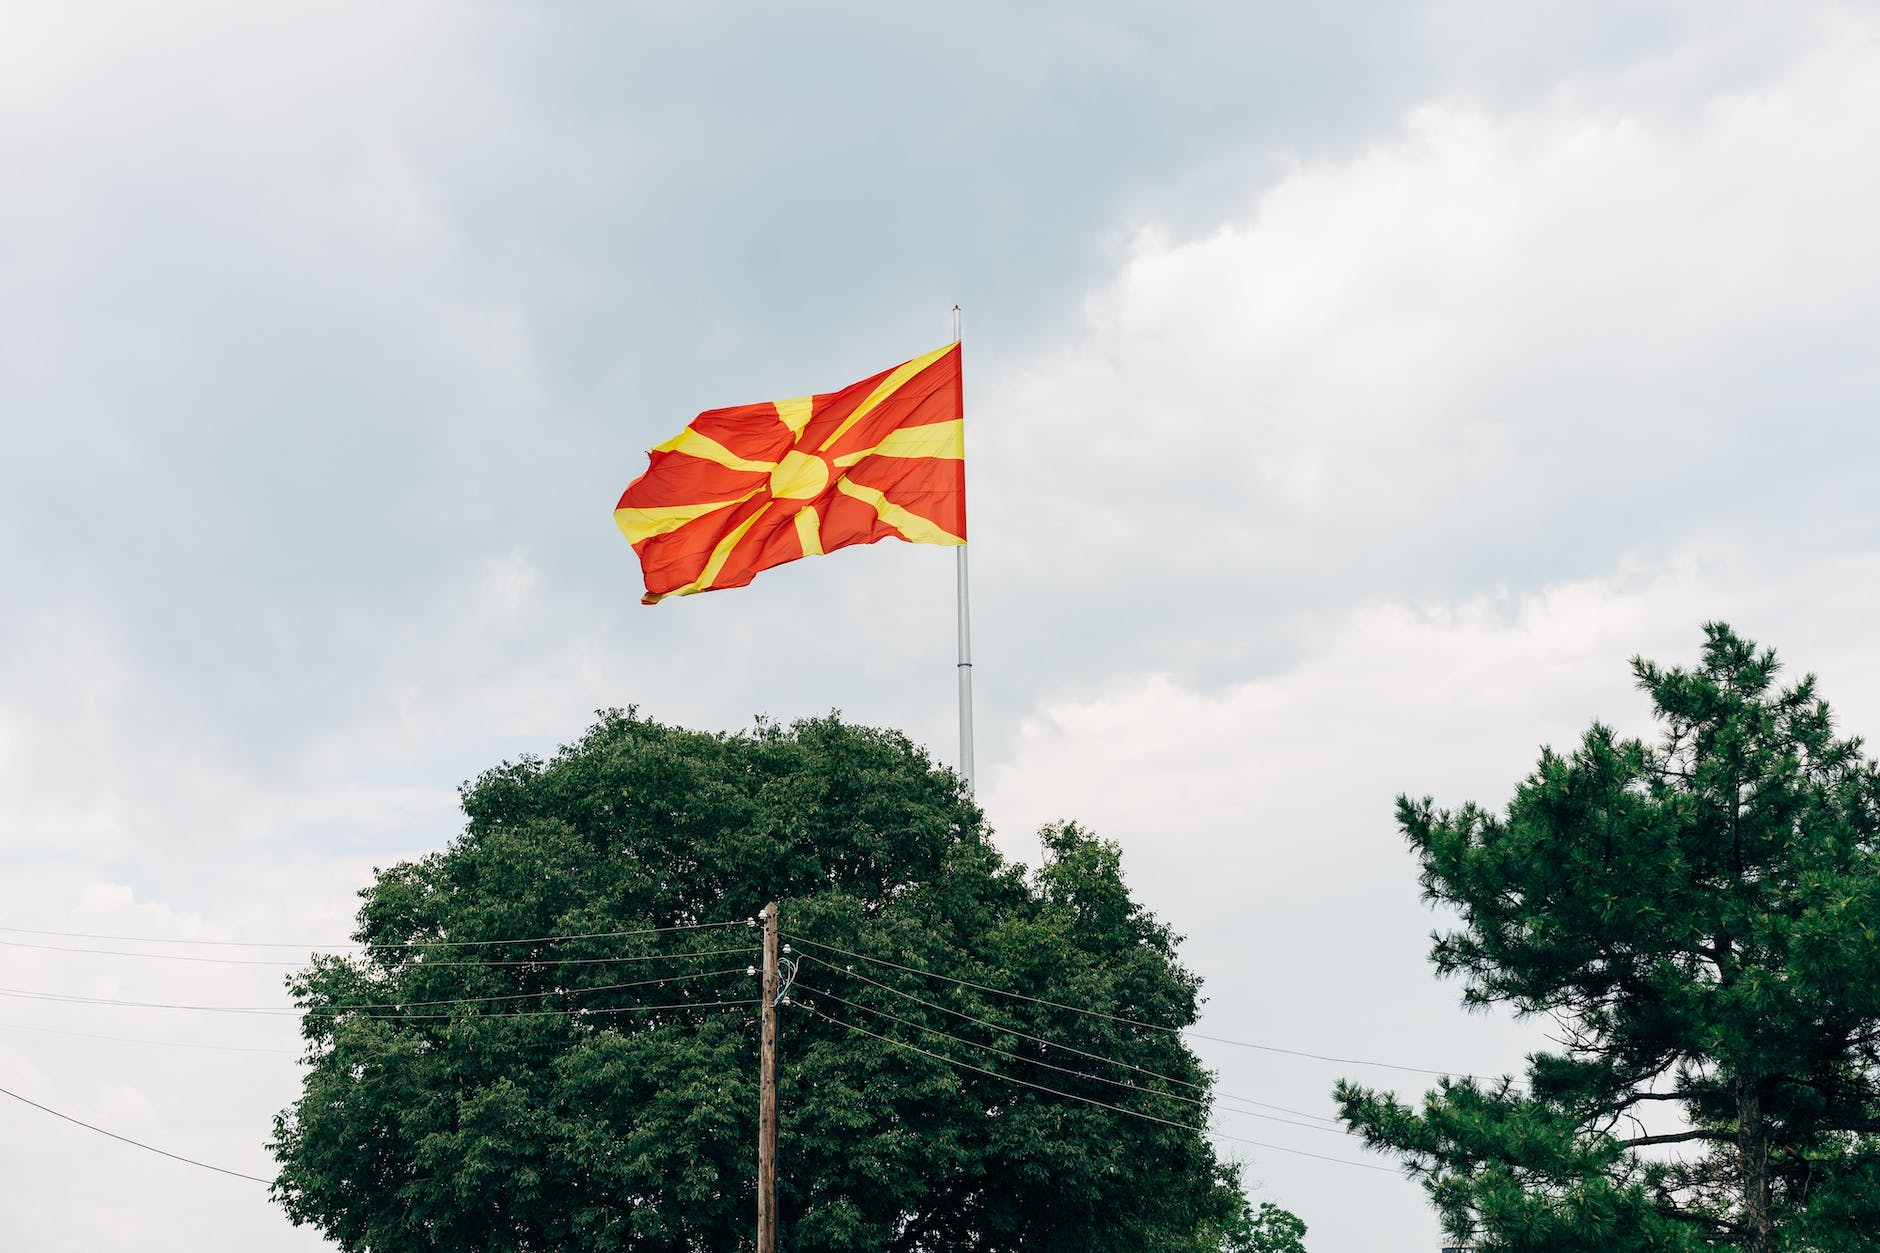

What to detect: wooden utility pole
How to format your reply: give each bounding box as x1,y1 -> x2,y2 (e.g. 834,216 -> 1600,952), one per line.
757,902 -> 779,1253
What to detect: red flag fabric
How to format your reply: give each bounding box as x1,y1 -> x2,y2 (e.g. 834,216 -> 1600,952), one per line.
614,343 -> 965,604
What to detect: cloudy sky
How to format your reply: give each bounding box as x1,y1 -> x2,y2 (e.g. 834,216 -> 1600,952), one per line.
4,3 -> 1880,1249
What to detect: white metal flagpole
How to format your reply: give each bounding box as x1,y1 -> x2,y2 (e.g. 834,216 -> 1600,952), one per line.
953,304 -> 975,791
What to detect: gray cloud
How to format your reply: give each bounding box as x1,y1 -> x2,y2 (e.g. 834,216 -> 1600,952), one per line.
2,3 -> 1877,1250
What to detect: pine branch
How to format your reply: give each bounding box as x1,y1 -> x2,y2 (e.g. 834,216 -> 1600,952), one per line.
1620,1129 -> 1732,1148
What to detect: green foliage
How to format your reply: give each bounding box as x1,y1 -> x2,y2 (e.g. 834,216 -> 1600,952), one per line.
1337,625 -> 1880,1252
1210,1196 -> 1310,1253
270,710 -> 1286,1252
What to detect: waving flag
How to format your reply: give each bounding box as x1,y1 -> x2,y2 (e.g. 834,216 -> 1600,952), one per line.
615,343 -> 965,604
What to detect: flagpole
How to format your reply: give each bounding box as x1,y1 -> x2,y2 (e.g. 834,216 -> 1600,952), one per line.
954,304 -> 975,792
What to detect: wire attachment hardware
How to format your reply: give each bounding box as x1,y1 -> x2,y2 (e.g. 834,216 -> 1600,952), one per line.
773,955 -> 800,1007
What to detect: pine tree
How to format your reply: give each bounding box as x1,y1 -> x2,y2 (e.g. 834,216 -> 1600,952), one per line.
1338,625 -> 1880,1251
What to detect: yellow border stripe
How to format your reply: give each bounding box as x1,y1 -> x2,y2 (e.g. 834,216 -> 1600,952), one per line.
652,428 -> 778,474
818,343 -> 955,452
834,478 -> 962,547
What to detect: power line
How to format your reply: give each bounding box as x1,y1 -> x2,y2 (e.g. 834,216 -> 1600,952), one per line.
798,1003 -> 1398,1176
13,921 -> 1491,1075
0,919 -> 747,952
340,998 -> 761,1023
3,996 -> 758,1024
0,967 -> 756,1016
0,1020 -> 298,1055
0,936 -> 757,969
786,932 -> 1485,1080
0,939 -> 307,965
1182,1027 -> 1492,1080
801,1001 -> 1203,1130
784,932 -> 1173,1027
795,951 -> 1198,1087
797,981 -> 1350,1138
0,1082 -> 270,1184
796,951 -> 1342,1126
7,1000 -> 758,1034
1203,1127 -> 1402,1175
0,926 -> 341,950
820,992 -> 1341,1138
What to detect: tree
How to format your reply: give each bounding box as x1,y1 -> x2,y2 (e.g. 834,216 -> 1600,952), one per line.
1337,624 -> 1880,1252
1215,1199 -> 1311,1253
271,710 -> 1286,1252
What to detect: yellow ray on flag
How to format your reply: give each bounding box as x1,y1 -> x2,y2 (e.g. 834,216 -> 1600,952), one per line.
613,343 -> 966,603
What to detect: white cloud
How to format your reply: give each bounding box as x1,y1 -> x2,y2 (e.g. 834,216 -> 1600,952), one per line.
90,1083 -> 158,1128
983,546 -> 1880,1250
988,544 -> 1880,895
964,14 -> 1880,1246
2,4 -> 1877,1252
0,1045 -> 51,1099
975,9 -> 1880,635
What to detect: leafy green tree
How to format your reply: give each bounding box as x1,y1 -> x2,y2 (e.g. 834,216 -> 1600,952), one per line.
1211,1198 -> 1310,1253
272,710 -> 1288,1252
1337,625 -> 1880,1252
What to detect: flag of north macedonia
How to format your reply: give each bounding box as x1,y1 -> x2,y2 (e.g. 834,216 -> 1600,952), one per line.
614,343 -> 966,604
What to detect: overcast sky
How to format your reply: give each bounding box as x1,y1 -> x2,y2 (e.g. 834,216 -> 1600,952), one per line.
4,3 -> 1880,1250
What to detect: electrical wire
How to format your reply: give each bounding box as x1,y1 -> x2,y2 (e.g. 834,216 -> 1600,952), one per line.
0,1082 -> 271,1184
289,965 -> 752,1013
797,981 -> 1350,1138
6,999 -> 759,1028
0,967 -> 756,1016
1184,1027 -> 1496,1081
0,937 -> 757,969
0,919 -> 748,952
797,1002 -> 1398,1175
801,1000 -> 1203,1130
1203,1127 -> 1402,1174
338,998 -> 761,1023
0,1020 -> 298,1055
795,951 -> 1200,1089
796,951 -> 1343,1127
787,932 -> 1486,1080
